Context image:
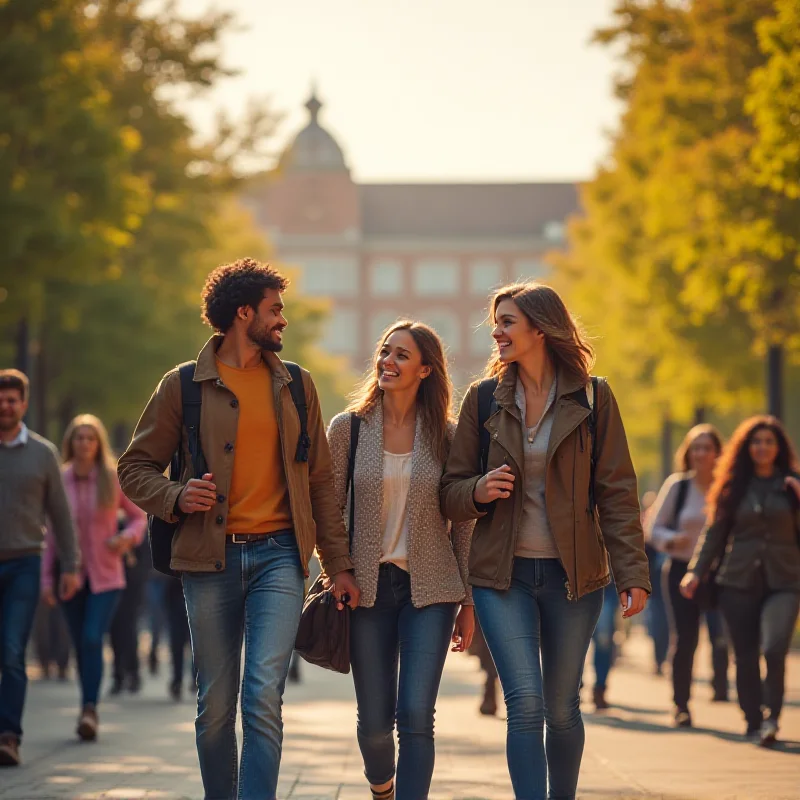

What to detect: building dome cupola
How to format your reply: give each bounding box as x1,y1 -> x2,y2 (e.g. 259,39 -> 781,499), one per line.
281,87 -> 348,172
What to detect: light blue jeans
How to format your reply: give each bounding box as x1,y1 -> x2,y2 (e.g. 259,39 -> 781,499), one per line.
474,558 -> 603,800
182,532 -> 305,800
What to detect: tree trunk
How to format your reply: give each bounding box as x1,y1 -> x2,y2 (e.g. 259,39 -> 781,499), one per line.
15,317 -> 30,375
767,344 -> 783,419
693,406 -> 707,425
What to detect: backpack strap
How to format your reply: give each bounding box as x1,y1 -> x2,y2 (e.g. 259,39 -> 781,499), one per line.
477,378 -> 499,474
577,377 -> 600,513
284,362 -> 311,463
671,476 -> 691,531
346,413 -> 361,545
178,362 -> 206,478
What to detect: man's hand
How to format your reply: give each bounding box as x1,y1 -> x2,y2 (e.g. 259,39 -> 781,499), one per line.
473,464 -> 515,505
619,587 -> 647,619
330,570 -> 361,611
451,605 -> 475,652
41,586 -> 57,608
178,473 -> 217,514
59,571 -> 81,602
680,572 -> 700,600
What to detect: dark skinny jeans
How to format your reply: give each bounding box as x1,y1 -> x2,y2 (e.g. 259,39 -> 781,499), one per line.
350,563 -> 456,800
719,583 -> 799,728
665,558 -> 729,710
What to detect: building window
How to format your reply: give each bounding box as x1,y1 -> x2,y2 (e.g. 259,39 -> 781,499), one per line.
321,308 -> 358,354
413,260 -> 459,295
470,260 -> 502,295
300,257 -> 358,297
513,258 -> 550,280
419,310 -> 461,354
469,310 -> 493,357
543,221 -> 566,244
370,310 -> 402,344
370,260 -> 403,296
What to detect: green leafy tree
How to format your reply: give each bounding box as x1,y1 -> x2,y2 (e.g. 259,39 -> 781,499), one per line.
555,0 -> 800,477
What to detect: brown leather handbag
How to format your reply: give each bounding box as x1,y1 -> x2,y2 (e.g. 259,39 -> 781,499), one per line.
294,413 -> 360,674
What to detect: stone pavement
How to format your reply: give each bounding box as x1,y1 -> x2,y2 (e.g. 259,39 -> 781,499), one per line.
2,627 -> 798,799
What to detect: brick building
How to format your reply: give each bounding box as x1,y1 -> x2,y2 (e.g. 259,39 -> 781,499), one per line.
246,91 -> 580,385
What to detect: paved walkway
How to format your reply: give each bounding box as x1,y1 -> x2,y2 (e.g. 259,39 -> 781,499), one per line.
2,628 -> 798,799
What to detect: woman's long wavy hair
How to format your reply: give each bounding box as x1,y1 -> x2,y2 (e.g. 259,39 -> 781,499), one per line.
484,282 -> 594,384
674,424 -> 724,473
707,416 -> 799,523
347,320 -> 454,464
62,414 -> 118,509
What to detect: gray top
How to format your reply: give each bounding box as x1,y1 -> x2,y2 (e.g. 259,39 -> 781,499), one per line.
647,473 -> 708,563
514,377 -> 560,559
0,429 -> 79,571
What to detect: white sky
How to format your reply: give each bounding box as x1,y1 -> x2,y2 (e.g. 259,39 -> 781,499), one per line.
177,0 -> 622,182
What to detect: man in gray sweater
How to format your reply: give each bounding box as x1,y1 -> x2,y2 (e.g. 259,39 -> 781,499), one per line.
0,370 -> 80,767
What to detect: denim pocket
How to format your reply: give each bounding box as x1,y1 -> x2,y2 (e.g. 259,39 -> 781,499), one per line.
269,532 -> 298,551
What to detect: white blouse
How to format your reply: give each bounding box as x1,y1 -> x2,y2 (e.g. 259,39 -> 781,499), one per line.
379,450 -> 413,571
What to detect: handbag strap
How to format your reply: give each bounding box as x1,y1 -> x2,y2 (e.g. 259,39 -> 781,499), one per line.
346,413 -> 361,545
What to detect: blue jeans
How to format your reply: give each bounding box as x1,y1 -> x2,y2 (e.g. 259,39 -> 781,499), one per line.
62,582 -> 121,706
181,532 -> 305,800
592,582 -> 618,690
0,555 -> 41,739
645,545 -> 669,669
350,563 -> 457,799
474,558 -> 603,800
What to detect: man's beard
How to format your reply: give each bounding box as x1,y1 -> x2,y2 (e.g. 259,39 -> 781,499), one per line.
0,416 -> 21,432
248,319 -> 284,352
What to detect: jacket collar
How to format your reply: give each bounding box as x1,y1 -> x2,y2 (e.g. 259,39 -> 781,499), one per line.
192,334 -> 292,384
493,362 -> 586,409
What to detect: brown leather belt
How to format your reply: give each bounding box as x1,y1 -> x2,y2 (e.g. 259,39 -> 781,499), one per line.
225,529 -> 292,545
226,533 -> 273,544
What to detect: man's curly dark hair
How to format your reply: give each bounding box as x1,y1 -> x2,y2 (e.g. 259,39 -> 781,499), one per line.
201,258 -> 289,333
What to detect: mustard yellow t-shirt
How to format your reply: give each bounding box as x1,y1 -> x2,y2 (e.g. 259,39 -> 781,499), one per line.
216,358 -> 292,534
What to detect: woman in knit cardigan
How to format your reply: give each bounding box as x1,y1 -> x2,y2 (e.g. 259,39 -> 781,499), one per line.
327,321 -> 475,800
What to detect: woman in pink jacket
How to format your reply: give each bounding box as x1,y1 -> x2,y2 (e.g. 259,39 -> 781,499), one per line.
42,414 -> 146,742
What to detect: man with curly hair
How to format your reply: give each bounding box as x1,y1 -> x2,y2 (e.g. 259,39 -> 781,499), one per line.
118,258 -> 360,799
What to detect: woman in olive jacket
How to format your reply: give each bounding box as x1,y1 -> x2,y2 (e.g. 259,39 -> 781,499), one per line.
682,416 -> 800,747
441,282 -> 650,800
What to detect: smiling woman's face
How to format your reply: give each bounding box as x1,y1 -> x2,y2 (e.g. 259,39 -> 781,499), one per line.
377,329 -> 429,393
491,298 -> 543,365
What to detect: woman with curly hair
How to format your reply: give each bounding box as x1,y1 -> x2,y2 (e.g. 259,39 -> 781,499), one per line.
681,416 -> 800,747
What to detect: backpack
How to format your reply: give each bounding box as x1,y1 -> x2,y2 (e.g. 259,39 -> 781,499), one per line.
477,376 -> 600,512
148,359 -> 310,577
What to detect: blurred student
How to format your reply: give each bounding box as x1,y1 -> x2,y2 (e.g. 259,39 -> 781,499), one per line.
42,414 -> 146,741
647,425 -> 729,728
0,369 -> 79,767
682,417 -> 800,746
